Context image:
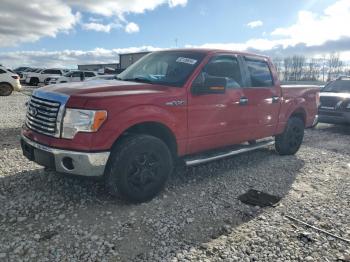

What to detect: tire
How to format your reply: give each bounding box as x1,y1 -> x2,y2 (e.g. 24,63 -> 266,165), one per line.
105,135 -> 173,202
275,117 -> 305,155
0,83 -> 13,96
29,78 -> 39,86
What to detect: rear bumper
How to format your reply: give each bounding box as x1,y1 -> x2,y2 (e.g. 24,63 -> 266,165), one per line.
21,135 -> 110,177
318,110 -> 350,124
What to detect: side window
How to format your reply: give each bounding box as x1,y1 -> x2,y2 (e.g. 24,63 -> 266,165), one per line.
0,69 -> 6,74
72,71 -> 81,77
53,70 -> 62,75
245,58 -> 274,87
192,55 -> 243,89
84,72 -> 95,77
41,69 -> 49,74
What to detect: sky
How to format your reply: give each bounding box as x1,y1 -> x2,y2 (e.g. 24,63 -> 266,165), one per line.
0,0 -> 350,68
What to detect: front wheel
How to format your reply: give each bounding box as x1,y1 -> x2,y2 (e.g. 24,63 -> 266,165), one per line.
105,135 -> 173,202
0,83 -> 13,96
275,117 -> 305,155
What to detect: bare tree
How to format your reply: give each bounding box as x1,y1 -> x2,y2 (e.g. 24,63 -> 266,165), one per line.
283,57 -> 293,81
327,53 -> 343,81
290,55 -> 306,81
272,57 -> 283,80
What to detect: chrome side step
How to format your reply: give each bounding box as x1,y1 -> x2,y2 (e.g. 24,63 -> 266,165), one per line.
185,139 -> 275,166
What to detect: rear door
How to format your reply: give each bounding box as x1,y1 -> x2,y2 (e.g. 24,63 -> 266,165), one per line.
240,56 -> 281,139
187,54 -> 247,154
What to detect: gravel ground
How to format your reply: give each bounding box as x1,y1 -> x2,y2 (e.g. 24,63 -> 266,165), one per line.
0,89 -> 349,262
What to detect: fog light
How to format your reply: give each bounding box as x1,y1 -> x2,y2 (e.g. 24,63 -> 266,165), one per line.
62,157 -> 74,170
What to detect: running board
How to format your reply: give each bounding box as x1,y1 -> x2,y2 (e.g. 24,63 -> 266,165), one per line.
184,139 -> 275,166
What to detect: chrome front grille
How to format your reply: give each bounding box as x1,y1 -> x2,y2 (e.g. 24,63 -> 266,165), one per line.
26,95 -> 61,137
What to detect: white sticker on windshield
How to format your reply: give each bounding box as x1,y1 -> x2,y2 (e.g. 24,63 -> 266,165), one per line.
176,57 -> 197,65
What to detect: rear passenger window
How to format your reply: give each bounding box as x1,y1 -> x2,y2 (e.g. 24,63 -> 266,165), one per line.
245,58 -> 274,87
0,69 -> 6,74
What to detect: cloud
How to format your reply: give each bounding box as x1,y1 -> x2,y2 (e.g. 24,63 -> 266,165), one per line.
0,46 -> 162,68
0,0 -> 188,47
81,22 -> 120,33
125,22 -> 140,34
168,0 -> 188,8
271,0 -> 350,47
0,0 -> 79,47
187,0 -> 350,59
247,20 -> 263,28
67,0 -> 187,17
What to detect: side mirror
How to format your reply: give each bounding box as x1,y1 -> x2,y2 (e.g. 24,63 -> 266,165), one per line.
192,75 -> 227,95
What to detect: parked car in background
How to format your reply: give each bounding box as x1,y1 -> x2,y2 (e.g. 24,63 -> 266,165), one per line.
318,76 -> 350,125
13,66 -> 30,75
0,66 -> 21,96
20,68 -> 43,83
21,49 -> 319,202
86,74 -> 118,81
25,68 -> 69,86
48,71 -> 97,85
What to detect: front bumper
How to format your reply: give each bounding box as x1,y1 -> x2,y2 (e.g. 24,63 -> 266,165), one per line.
21,135 -> 110,177
318,110 -> 350,124
13,82 -> 22,91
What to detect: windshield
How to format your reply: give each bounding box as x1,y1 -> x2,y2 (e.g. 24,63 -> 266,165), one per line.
323,80 -> 350,93
118,51 -> 206,87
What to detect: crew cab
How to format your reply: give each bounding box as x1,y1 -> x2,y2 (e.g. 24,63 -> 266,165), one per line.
48,71 -> 98,85
318,76 -> 350,125
21,49 -> 319,202
25,68 -> 69,86
0,66 -> 21,96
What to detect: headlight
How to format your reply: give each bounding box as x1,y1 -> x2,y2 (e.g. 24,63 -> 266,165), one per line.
62,109 -> 107,139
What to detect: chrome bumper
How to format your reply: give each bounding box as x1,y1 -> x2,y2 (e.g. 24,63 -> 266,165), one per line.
21,135 -> 110,177
312,114 -> 319,126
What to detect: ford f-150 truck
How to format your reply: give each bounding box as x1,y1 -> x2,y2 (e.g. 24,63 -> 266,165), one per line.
21,49 -> 319,202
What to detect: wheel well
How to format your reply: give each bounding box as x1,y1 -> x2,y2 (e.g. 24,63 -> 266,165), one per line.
0,82 -> 13,88
290,108 -> 306,124
118,122 -> 178,157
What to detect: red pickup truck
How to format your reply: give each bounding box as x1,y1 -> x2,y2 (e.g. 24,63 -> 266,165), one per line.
21,49 -> 319,202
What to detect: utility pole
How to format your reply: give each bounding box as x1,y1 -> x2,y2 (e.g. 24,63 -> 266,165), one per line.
174,38 -> 178,48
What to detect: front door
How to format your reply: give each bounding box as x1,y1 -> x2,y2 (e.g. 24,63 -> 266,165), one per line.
187,54 -> 247,154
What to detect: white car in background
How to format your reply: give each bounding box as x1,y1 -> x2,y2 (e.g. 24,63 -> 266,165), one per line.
86,74 -> 118,81
25,68 -> 69,86
0,66 -> 21,96
48,71 -> 97,84
20,68 -> 43,83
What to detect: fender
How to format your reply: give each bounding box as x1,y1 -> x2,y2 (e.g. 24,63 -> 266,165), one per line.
89,104 -> 186,153
275,97 -> 307,135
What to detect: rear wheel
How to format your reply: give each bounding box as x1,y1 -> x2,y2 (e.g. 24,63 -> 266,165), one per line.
105,135 -> 173,202
275,117 -> 305,155
0,83 -> 13,96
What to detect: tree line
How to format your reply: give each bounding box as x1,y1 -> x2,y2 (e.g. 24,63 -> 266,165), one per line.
272,53 -> 349,82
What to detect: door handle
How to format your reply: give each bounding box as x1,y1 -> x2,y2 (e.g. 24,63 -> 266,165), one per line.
239,97 -> 248,105
272,96 -> 280,103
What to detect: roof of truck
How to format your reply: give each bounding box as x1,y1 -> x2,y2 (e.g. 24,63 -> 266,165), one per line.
154,48 -> 269,59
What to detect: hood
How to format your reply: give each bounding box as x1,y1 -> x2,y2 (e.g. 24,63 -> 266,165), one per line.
320,92 -> 350,99
39,80 -> 168,98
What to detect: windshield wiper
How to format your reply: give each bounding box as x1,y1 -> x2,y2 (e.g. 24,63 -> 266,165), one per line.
122,77 -> 153,84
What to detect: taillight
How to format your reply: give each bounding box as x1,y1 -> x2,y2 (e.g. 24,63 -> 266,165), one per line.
11,75 -> 19,80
